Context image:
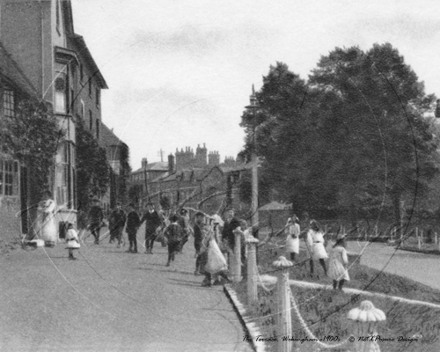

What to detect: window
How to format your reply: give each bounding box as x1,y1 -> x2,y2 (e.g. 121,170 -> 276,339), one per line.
3,89 -> 14,118
55,66 -> 67,114
0,160 -> 19,196
88,78 -> 92,97
95,119 -> 100,139
56,0 -> 60,33
58,142 -> 74,208
89,110 -> 93,130
80,65 -> 84,85
95,88 -> 100,108
80,100 -> 85,119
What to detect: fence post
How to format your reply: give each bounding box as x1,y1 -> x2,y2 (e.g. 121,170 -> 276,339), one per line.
246,236 -> 259,304
273,256 -> 294,352
231,230 -> 242,283
348,300 -> 386,352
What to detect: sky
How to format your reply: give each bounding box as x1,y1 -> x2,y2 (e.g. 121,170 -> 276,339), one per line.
72,0 -> 440,170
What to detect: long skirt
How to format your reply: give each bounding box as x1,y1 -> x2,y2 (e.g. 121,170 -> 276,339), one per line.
40,215 -> 57,244
328,258 -> 350,281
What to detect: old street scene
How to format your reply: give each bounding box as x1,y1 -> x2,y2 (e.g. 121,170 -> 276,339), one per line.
2,1 -> 440,352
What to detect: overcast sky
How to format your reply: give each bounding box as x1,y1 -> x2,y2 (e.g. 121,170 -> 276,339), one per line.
72,0 -> 440,169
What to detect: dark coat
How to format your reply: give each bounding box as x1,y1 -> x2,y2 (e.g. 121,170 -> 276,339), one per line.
222,217 -> 241,249
88,205 -> 104,225
109,209 -> 126,230
141,211 -> 162,234
126,211 -> 141,233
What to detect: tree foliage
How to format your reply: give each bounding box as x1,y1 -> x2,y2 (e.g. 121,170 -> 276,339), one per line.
2,99 -> 63,235
76,119 -> 110,226
241,44 -> 438,222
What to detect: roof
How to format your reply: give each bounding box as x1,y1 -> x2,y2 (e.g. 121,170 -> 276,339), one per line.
100,122 -> 123,147
259,201 -> 292,211
0,42 -> 38,99
132,161 -> 168,174
150,165 -> 224,183
70,34 -> 108,89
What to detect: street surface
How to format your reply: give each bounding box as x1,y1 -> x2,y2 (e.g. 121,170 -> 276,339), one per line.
0,224 -> 253,352
347,241 -> 440,291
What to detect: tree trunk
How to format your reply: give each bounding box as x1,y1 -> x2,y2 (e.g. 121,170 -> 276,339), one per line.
391,190 -> 401,225
26,159 -> 41,239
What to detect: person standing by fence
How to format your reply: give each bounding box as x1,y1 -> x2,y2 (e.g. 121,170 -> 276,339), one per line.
140,202 -> 162,254
306,220 -> 328,276
328,233 -> 350,290
285,215 -> 300,261
38,191 -> 57,248
193,211 -> 206,275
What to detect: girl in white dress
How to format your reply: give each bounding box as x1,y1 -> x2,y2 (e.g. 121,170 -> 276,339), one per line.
65,223 -> 80,260
306,220 -> 328,276
285,216 -> 300,261
328,233 -> 349,290
38,191 -> 58,247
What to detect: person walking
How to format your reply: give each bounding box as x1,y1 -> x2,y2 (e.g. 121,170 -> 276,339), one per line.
38,191 -> 57,247
109,203 -> 127,248
164,214 -> 184,266
193,211 -> 206,275
65,223 -> 80,260
125,203 -> 141,253
140,202 -> 162,254
285,216 -> 300,261
88,198 -> 104,245
306,220 -> 328,276
328,233 -> 350,290
177,208 -> 191,253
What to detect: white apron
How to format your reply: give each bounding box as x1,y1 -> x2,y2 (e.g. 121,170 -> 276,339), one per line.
38,199 -> 57,245
328,246 -> 350,281
306,229 -> 328,260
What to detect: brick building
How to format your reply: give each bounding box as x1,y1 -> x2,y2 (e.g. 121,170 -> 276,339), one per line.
0,0 -> 128,234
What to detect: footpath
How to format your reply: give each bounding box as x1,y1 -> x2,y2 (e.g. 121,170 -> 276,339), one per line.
0,224 -> 253,352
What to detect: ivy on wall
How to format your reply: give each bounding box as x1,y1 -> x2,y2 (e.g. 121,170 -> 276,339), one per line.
2,99 -> 63,236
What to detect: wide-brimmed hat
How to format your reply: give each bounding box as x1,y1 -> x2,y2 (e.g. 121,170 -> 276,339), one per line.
336,233 -> 346,241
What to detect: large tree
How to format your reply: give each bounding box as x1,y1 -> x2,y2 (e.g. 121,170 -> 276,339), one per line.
240,44 -> 438,222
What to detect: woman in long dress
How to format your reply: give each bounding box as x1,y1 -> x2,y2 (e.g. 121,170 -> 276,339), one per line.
38,191 -> 57,247
285,216 -> 300,261
306,220 -> 328,276
328,233 -> 350,290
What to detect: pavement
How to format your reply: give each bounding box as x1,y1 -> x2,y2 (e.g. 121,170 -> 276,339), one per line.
346,241 -> 440,291
0,224 -> 253,352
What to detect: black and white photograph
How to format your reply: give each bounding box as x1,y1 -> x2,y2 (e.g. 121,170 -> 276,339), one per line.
0,1 -> 440,351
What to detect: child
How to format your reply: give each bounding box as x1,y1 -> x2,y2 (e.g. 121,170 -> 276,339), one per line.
65,223 -> 80,260
328,233 -> 350,290
285,216 -> 300,261
306,220 -> 328,276
164,214 -> 183,266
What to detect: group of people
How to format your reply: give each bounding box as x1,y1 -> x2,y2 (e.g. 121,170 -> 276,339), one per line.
284,216 -> 350,290
86,200 -> 245,287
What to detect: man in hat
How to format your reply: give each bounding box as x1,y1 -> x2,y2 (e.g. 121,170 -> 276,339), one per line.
109,202 -> 127,248
88,198 -> 105,245
221,207 -> 241,266
125,203 -> 141,253
140,202 -> 162,254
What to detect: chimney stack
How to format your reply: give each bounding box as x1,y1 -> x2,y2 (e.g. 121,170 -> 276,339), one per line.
168,154 -> 175,173
141,158 -> 148,169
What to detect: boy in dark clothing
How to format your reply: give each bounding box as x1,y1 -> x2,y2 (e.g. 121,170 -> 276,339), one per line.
193,211 -> 205,275
177,208 -> 190,253
88,199 -> 104,245
140,203 -> 162,254
109,203 -> 127,247
125,203 -> 140,253
164,214 -> 183,266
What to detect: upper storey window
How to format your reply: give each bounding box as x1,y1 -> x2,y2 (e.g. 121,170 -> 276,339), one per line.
3,89 -> 14,118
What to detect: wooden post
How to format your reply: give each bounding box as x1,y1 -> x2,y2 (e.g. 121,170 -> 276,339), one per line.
246,236 -> 259,303
417,228 -> 421,250
435,232 -> 438,245
232,230 -> 242,283
273,256 -> 294,352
